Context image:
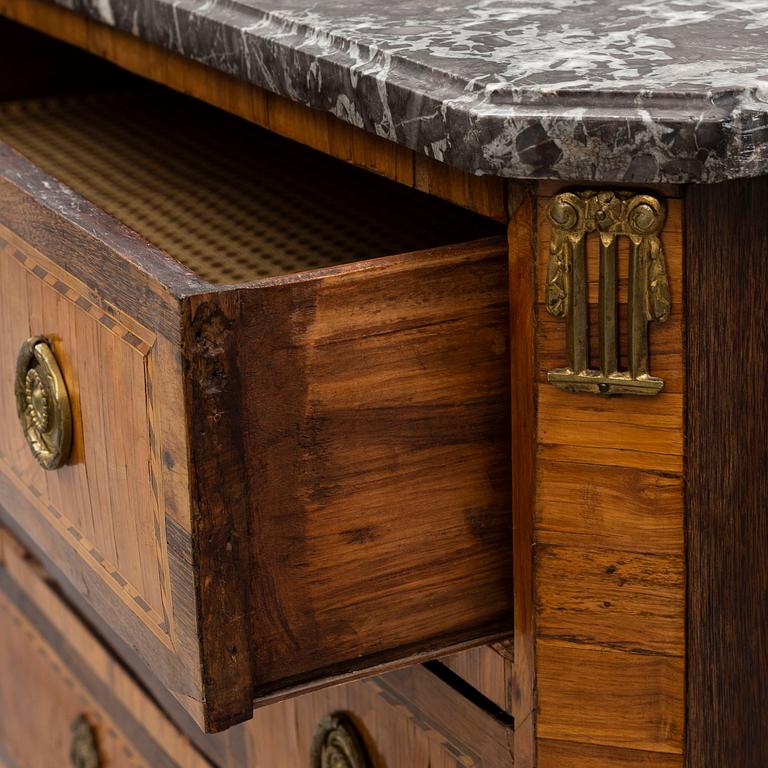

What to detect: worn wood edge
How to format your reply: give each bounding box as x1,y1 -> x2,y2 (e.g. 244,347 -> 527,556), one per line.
230,235 -> 508,291
0,142 -> 200,339
0,0 -> 512,222
181,291 -> 256,733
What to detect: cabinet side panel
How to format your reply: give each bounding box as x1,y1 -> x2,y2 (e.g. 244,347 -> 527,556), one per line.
685,177 -> 768,768
237,240 -> 513,698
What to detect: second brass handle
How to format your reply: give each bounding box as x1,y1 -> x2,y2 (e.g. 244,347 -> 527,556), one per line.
69,714 -> 101,768
15,336 -> 72,470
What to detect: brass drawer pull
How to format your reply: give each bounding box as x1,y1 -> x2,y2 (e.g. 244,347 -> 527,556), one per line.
15,336 -> 72,470
310,713 -> 369,768
69,715 -> 101,768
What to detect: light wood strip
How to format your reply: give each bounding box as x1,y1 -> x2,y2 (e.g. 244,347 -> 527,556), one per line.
533,187 -> 685,761
536,460 -> 683,554
508,190 -> 537,768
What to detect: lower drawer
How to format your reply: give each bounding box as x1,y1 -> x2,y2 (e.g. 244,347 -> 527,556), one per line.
0,525 -> 514,767
0,527 -> 209,768
199,664 -> 515,768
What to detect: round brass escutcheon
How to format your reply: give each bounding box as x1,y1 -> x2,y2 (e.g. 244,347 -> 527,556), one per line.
69,715 -> 101,768
15,336 -> 72,470
310,713 -> 369,768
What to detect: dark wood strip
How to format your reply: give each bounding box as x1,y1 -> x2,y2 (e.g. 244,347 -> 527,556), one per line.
182,292 -> 255,733
685,176 -> 768,767
508,187 -> 537,767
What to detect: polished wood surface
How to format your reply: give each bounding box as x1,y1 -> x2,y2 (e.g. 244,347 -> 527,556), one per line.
538,740 -> 683,767
685,177 -> 768,767
193,238 -> 512,729
0,5 -> 509,222
0,150 -> 206,726
531,187 -> 686,765
210,666 -> 515,768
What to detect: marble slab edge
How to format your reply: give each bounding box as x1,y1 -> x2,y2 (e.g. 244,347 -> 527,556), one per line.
43,0 -> 768,184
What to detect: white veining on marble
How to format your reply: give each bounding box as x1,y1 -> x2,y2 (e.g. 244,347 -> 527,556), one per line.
51,0 -> 768,182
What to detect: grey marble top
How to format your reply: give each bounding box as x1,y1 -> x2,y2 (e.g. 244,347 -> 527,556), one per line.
58,0 -> 768,183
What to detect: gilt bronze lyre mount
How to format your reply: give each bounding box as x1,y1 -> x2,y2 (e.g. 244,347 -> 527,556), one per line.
546,190 -> 670,395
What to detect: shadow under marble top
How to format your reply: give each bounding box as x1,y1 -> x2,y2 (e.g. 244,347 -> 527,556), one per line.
53,0 -> 768,184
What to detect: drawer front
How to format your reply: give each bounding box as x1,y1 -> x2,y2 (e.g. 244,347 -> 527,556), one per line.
0,528 -> 208,768
0,83 -> 512,731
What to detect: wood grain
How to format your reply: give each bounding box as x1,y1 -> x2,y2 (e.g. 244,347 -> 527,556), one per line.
0,237 -> 170,640
1,524 -> 514,767
685,177 -> 768,767
0,61 -> 515,730
538,740 -> 682,767
207,665 -> 515,768
533,186 -> 686,762
536,461 -> 683,554
537,641 -> 684,754
183,292 -> 255,732
0,201 -> 204,727
0,2 -> 511,221
537,545 -> 684,655
218,239 -> 513,722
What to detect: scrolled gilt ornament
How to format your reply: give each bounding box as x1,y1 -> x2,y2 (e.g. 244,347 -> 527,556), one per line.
69,715 -> 101,768
544,190 -> 671,396
546,192 -> 585,318
310,713 -> 369,768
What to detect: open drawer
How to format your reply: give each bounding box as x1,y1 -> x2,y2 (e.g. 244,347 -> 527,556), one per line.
0,75 -> 512,731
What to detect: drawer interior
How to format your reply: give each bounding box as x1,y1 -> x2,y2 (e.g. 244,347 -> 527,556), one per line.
0,84 -> 503,285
